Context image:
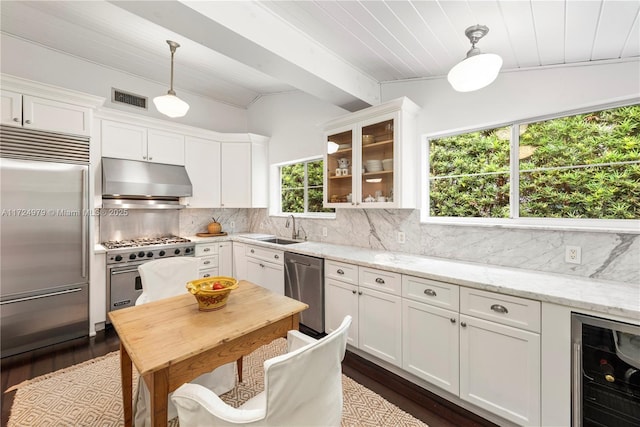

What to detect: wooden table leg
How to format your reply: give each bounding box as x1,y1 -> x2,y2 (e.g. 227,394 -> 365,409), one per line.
120,343 -> 133,427
148,368 -> 170,427
237,357 -> 243,383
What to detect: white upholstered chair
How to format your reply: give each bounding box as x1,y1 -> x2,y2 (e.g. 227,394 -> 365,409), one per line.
171,315 -> 353,427
133,257 -> 238,427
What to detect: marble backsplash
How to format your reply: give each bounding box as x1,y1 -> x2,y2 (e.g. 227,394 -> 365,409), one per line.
246,208 -> 639,285
174,207 -> 638,284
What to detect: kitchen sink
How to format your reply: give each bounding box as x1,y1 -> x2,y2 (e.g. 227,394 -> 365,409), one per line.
258,237 -> 300,245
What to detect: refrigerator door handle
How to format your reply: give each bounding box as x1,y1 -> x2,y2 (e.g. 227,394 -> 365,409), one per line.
1,287 -> 83,305
81,167 -> 88,279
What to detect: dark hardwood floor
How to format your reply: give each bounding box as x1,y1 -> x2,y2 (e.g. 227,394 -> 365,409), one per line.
1,327 -> 496,427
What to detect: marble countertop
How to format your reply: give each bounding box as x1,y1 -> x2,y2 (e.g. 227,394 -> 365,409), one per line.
92,233 -> 634,321
184,233 -> 639,321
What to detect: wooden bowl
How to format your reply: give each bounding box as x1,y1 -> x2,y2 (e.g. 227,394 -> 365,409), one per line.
186,276 -> 239,311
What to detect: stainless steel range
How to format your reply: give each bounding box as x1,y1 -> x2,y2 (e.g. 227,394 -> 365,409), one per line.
104,236 -> 195,316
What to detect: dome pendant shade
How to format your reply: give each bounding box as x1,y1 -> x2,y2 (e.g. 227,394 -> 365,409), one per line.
447,53 -> 503,92
155,40 -> 189,118
153,93 -> 190,118
447,25 -> 502,92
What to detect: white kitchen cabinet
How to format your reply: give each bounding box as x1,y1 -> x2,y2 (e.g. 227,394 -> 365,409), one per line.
218,242 -> 233,277
101,119 -> 184,165
402,276 -> 460,395
1,90 -> 91,136
358,266 -> 402,367
401,278 -> 541,425
195,243 -> 219,278
459,288 -> 541,426
220,136 -> 268,208
325,277 -> 359,346
184,136 -> 221,207
323,97 -> 419,209
232,242 -> 247,280
324,261 -> 402,367
245,244 -> 284,295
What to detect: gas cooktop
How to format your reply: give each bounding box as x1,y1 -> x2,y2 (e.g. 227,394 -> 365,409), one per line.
101,235 -> 191,250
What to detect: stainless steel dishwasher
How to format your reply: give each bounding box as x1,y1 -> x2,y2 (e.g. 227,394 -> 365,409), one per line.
284,252 -> 324,334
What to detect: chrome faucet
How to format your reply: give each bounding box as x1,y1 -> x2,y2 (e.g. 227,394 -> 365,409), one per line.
285,214 -> 297,240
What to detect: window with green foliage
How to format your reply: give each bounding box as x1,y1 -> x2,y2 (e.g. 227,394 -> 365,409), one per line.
280,159 -> 334,215
427,104 -> 640,222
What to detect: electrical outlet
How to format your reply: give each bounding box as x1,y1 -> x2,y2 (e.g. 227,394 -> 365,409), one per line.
565,245 -> 581,264
397,231 -> 406,244
322,227 -> 328,237
229,221 -> 235,230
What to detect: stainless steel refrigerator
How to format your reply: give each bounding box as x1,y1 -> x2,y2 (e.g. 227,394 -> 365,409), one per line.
1,126 -> 89,358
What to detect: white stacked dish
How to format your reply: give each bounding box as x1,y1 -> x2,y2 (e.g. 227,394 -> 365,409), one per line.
365,159 -> 383,172
382,158 -> 393,171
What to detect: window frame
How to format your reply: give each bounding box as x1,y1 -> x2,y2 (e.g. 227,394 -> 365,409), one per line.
270,156 -> 336,219
421,99 -> 640,233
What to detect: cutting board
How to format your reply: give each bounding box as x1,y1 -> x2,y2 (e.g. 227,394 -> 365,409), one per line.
196,232 -> 228,237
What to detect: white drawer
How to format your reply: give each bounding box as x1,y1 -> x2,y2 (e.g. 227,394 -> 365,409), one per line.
199,267 -> 219,278
359,266 -> 401,296
246,245 -> 283,265
325,260 -> 358,284
460,288 -> 541,333
402,275 -> 459,311
195,243 -> 218,257
198,255 -> 218,269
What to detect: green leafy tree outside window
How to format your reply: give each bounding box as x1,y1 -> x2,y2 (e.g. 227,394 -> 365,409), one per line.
281,159 -> 334,214
429,104 -> 640,219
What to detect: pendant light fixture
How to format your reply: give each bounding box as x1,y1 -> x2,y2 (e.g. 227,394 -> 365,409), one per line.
447,25 -> 502,92
153,40 -> 190,118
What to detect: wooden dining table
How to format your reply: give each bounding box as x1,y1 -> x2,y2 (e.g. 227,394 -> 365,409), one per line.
108,280 -> 308,427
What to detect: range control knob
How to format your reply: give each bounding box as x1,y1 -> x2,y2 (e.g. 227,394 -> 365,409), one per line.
174,248 -> 181,255
115,255 -> 123,262
146,252 -> 153,258
138,251 -> 145,258
185,248 -> 192,254
129,254 -> 137,260
159,250 -> 166,256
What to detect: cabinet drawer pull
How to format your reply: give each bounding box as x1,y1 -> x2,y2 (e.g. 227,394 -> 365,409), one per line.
259,263 -> 265,268
352,290 -> 357,294
424,288 -> 437,297
358,291 -> 363,295
203,248 -> 210,252
149,157 -> 153,161
375,277 -> 385,284
203,273 -> 210,277
336,269 -> 344,275
274,254 -> 279,259
24,119 -> 31,124
250,249 -> 255,254
13,117 -> 19,122
490,304 -> 509,314
450,318 -> 456,324
460,321 -> 467,327
203,260 -> 210,265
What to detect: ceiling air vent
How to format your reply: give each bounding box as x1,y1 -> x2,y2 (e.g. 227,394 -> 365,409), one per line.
111,88 -> 147,110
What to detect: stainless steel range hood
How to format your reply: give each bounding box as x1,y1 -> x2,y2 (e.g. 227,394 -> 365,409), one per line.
102,157 -> 192,209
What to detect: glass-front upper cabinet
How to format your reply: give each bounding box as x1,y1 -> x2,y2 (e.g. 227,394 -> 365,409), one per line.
326,127 -> 354,205
323,97 -> 420,209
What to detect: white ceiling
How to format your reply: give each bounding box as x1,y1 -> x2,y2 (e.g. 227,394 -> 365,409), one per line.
2,1 -> 639,111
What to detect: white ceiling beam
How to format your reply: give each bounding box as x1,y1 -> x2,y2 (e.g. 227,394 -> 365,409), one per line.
110,0 -> 380,111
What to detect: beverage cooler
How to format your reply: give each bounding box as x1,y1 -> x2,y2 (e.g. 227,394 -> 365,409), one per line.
572,313 -> 640,427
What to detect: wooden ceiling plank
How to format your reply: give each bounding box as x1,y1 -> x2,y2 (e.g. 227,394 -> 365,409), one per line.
565,0 -> 602,63
531,0 -> 566,66
591,0 -> 640,60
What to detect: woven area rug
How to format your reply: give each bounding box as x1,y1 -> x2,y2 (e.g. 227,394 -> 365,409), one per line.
7,339 -> 427,426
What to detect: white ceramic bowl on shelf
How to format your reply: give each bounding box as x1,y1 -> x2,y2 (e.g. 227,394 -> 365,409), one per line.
382,158 -> 393,171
